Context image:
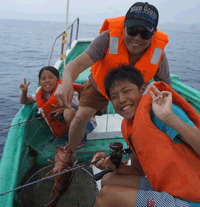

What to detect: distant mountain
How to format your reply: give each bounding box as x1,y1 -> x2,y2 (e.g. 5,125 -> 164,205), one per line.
158,23 -> 200,33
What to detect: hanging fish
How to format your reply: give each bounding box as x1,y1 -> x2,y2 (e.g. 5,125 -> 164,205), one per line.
45,144 -> 73,207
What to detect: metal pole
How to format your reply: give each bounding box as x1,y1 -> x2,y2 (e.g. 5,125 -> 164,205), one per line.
46,32 -> 64,66
63,0 -> 70,69
106,101 -> 110,133
69,24 -> 73,48
76,18 -> 79,40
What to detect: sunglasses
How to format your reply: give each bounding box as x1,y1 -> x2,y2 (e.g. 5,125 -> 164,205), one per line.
126,26 -> 154,40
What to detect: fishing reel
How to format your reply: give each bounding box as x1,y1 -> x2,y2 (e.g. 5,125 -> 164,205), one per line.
109,142 -> 131,169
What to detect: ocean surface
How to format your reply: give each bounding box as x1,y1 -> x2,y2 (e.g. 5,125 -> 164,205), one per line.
0,19 -> 200,159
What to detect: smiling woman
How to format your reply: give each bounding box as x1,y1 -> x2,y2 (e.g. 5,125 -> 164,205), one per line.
20,66 -> 60,105
38,70 -> 59,95
19,66 -> 76,138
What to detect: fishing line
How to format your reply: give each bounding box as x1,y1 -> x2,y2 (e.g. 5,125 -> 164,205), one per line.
20,119 -> 47,155
1,147 -> 130,197
0,103 -> 105,197
0,117 -> 42,132
18,163 -> 99,206
0,103 -> 43,132
20,104 -> 61,156
80,166 -> 99,195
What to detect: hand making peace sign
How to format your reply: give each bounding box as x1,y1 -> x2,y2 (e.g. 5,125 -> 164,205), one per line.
19,78 -> 30,93
150,84 -> 173,122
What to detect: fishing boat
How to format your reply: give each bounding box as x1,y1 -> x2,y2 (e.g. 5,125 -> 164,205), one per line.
1,14 -> 200,207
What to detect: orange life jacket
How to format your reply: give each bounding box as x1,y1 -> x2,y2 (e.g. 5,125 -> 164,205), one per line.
91,16 -> 169,99
36,79 -> 83,138
121,81 -> 200,202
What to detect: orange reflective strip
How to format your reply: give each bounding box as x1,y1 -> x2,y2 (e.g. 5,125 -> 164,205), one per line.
62,33 -> 67,37
62,40 -> 67,44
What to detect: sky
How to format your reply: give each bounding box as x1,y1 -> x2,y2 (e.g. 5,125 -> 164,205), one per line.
0,0 -> 200,24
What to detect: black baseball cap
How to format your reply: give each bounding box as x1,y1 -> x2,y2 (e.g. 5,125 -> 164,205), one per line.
125,2 -> 159,34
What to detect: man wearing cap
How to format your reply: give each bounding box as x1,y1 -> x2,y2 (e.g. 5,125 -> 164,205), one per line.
55,2 -> 170,160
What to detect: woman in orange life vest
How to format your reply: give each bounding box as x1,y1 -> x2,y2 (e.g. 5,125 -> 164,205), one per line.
20,66 -> 96,140
91,65 -> 200,207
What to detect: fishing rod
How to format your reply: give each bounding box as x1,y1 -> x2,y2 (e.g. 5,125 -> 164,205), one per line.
0,117 -> 42,132
0,111 -> 62,132
0,144 -> 132,197
0,159 -> 100,197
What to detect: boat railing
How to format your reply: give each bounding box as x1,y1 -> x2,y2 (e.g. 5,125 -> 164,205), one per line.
106,100 -> 117,133
47,18 -> 79,66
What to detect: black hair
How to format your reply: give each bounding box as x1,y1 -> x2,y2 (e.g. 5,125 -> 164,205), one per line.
38,66 -> 59,80
104,64 -> 145,99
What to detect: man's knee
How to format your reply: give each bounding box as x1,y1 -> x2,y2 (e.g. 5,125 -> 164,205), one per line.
73,107 -> 96,124
70,114 -> 91,130
63,108 -> 76,125
72,114 -> 87,126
